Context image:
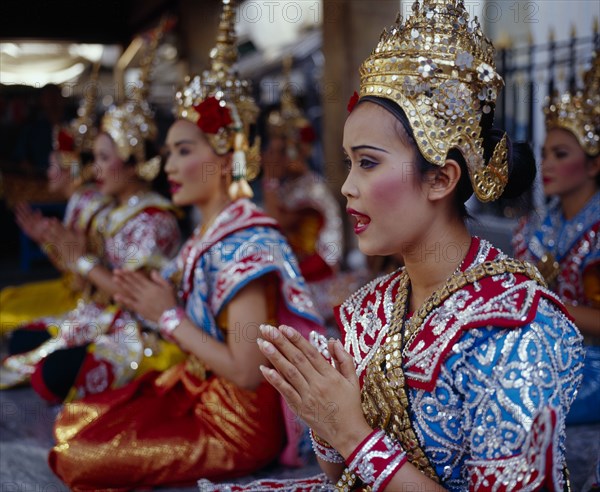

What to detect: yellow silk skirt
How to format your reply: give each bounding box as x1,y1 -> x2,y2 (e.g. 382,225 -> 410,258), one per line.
0,276 -> 79,334
50,359 -> 286,491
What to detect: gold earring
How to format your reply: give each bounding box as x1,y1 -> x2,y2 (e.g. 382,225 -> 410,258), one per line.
136,156 -> 162,181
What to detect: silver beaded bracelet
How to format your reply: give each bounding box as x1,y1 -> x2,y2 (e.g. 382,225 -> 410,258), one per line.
158,306 -> 186,342
72,255 -> 100,278
310,429 -> 345,464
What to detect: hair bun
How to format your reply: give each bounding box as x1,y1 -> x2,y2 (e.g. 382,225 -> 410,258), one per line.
482,128 -> 536,199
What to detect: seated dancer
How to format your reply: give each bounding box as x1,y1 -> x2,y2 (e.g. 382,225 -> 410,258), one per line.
513,50 -> 600,489
48,2 -> 324,490
204,1 -> 585,491
1,77 -> 108,332
261,57 -> 344,323
513,50 -> 600,426
1,27 -> 182,400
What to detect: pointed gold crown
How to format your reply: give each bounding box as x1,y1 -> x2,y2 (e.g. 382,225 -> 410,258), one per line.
101,19 -> 169,179
359,0 -> 508,202
53,63 -> 100,179
70,61 -> 100,155
174,0 -> 260,198
544,49 -> 600,157
268,56 -> 309,136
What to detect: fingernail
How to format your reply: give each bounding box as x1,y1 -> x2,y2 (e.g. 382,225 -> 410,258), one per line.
259,365 -> 274,377
260,324 -> 279,339
281,325 -> 295,338
258,338 -> 275,355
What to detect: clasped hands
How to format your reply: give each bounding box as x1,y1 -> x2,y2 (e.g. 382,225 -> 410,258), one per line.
43,219 -> 86,260
112,272 -> 371,455
112,269 -> 177,324
15,203 -> 84,267
257,324 -> 370,457
15,202 -> 49,244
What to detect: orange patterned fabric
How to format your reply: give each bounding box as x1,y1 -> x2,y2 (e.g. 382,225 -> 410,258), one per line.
48,198 -> 323,490
583,261 -> 600,308
287,209 -> 323,258
50,365 -> 285,491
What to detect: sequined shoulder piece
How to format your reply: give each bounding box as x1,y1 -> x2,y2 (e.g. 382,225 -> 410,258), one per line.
64,185 -> 111,231
177,198 -> 281,301
199,198 -> 279,248
335,270 -> 404,380
403,273 -> 567,391
102,192 -> 176,237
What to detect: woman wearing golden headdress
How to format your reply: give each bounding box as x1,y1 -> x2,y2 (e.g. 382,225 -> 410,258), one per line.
513,52 -> 600,428
49,1 -> 324,489
0,76 -> 109,333
261,57 -> 345,324
205,2 -> 585,491
0,29 -> 182,401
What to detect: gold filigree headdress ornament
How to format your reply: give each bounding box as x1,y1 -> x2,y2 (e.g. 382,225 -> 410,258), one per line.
349,0 -> 510,202
174,0 -> 260,200
53,62 -> 100,182
544,49 -> 600,157
267,56 -> 317,159
101,18 -> 172,181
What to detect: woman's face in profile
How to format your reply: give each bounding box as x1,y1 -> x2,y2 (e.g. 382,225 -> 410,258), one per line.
541,128 -> 599,198
163,119 -> 226,208
93,133 -> 135,198
341,102 -> 431,257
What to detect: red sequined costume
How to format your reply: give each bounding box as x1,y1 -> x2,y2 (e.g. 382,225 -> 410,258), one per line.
49,198 -> 324,491
1,192 -> 181,400
200,237 -> 584,491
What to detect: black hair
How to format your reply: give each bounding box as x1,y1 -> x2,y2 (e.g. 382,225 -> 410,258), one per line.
123,139 -> 157,167
545,127 -> 600,188
584,151 -> 600,188
121,138 -> 171,199
357,96 -> 537,218
80,150 -> 94,167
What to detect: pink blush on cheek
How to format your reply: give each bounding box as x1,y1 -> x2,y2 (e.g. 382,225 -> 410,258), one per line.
181,159 -> 211,183
556,159 -> 587,179
370,166 -> 416,207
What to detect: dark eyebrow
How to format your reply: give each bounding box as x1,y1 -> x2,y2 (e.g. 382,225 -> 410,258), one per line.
172,139 -> 196,147
350,145 -> 390,154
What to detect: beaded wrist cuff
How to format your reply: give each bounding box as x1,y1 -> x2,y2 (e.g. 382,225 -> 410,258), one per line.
158,306 -> 186,342
72,255 -> 99,278
309,429 -> 344,464
341,429 -> 408,492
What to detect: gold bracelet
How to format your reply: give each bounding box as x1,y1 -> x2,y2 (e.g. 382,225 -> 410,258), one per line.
311,429 -> 333,449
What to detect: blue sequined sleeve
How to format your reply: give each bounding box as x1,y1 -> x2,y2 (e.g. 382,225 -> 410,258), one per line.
411,298 -> 584,490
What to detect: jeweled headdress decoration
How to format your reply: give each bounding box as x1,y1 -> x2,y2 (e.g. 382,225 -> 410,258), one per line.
358,0 -> 509,202
71,61 -> 100,156
53,126 -> 79,171
53,63 -> 100,179
544,49 -> 600,157
101,19 -> 169,181
174,0 -> 260,200
268,57 -> 313,138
